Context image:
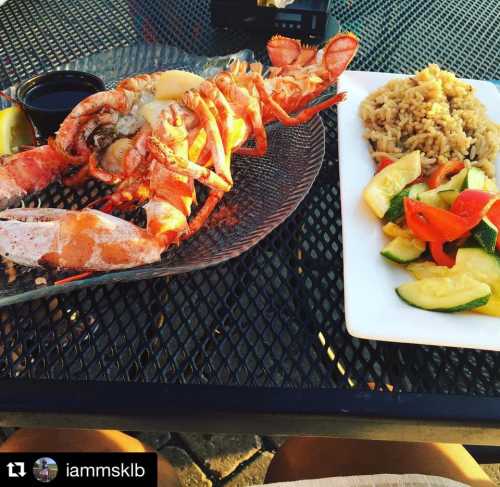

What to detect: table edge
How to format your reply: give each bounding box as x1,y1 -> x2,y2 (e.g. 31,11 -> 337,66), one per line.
1,380 -> 500,440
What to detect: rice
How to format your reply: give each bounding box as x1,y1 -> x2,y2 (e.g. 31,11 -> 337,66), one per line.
359,64 -> 500,177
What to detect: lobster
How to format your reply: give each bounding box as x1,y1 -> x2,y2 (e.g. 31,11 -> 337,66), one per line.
0,33 -> 359,271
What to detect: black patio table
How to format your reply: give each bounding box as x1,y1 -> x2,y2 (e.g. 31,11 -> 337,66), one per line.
1,0 -> 500,446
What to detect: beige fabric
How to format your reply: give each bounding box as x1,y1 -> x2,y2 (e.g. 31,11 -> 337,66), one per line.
254,474 -> 468,487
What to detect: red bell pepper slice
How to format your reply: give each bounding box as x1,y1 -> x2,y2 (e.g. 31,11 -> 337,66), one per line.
486,200 -> 500,251
375,156 -> 394,173
404,198 -> 470,242
427,160 -> 465,188
450,189 -> 493,228
404,199 -> 442,241
429,241 -> 455,267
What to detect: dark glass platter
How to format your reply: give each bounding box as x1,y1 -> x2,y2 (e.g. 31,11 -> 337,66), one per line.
0,44 -> 325,306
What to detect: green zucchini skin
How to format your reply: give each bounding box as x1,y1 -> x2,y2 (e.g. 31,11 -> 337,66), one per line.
473,217 -> 498,254
463,166 -> 486,190
385,188 -> 410,221
396,290 -> 490,313
385,183 -> 429,221
363,151 -> 421,218
438,189 -> 459,205
381,236 -> 425,263
395,274 -> 491,313
417,168 -> 468,208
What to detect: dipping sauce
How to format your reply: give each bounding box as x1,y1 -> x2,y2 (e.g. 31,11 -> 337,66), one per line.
24,81 -> 98,111
16,70 -> 105,138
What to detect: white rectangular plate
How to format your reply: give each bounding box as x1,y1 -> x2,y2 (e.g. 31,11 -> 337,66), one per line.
337,70 -> 500,351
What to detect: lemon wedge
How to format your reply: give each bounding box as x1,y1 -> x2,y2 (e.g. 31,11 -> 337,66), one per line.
0,106 -> 34,155
155,70 -> 204,101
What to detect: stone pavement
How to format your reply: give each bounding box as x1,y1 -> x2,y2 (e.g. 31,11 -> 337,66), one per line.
1,429 -> 499,486
0,429 -> 283,486
131,432 -> 281,486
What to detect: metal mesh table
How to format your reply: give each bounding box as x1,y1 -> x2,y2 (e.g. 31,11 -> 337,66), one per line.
1,0 -> 500,441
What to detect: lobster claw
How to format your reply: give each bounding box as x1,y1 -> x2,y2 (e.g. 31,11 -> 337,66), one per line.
267,35 -> 303,67
0,208 -> 163,271
321,32 -> 359,81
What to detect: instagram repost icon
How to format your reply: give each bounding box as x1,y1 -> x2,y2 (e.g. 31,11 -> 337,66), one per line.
33,457 -> 58,483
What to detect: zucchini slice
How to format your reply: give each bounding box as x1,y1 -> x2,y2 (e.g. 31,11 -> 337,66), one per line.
418,190 -> 445,208
475,295 -> 500,317
363,151 -> 421,218
384,182 -> 428,222
384,187 -> 410,221
454,248 -> 500,284
484,177 -> 498,192
381,236 -> 426,264
382,222 -> 412,239
473,217 -> 498,253
396,274 -> 491,312
453,248 -> 500,317
463,166 -> 486,190
438,189 -> 460,206
417,168 -> 468,208
408,182 -> 429,198
407,261 -> 453,279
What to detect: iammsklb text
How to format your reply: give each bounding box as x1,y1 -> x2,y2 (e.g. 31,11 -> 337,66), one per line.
66,462 -> 146,479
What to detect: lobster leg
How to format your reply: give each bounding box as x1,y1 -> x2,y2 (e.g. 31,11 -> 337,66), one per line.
144,108 -> 194,245
148,136 -> 231,192
187,127 -> 206,161
215,73 -> 267,157
173,86 -> 237,240
182,82 -> 249,239
196,144 -> 213,167
199,81 -> 236,167
182,190 -> 224,241
88,179 -> 149,213
252,74 -> 347,126
182,90 -> 231,185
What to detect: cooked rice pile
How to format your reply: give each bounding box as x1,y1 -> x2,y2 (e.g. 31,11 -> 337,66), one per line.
359,64 -> 500,176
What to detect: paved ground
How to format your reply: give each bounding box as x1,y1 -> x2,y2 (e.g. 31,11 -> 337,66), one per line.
1,429 -> 499,486
130,432 -> 283,486
0,429 -> 283,486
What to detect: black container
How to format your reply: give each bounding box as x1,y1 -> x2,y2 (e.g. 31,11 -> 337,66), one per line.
16,70 -> 105,139
211,0 -> 338,41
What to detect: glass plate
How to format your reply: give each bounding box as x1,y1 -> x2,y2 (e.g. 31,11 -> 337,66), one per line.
0,44 -> 325,306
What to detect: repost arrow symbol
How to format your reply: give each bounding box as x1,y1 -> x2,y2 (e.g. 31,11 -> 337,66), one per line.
17,462 -> 26,477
